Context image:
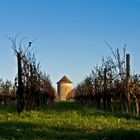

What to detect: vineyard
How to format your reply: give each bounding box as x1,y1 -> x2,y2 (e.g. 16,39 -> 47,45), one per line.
74,44 -> 140,117
0,35 -> 56,113
0,35 -> 140,139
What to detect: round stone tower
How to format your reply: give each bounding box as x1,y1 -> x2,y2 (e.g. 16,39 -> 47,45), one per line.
57,76 -> 73,101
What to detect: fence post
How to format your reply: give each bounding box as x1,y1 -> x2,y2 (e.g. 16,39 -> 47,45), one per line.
126,54 -> 130,114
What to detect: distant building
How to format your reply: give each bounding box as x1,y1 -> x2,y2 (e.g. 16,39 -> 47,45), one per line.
57,76 -> 73,100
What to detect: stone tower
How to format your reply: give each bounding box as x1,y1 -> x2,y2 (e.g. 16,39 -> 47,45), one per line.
57,76 -> 73,100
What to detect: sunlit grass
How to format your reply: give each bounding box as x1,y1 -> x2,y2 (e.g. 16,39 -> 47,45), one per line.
0,102 -> 140,139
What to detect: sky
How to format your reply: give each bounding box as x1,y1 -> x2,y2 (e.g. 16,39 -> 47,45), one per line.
0,0 -> 140,88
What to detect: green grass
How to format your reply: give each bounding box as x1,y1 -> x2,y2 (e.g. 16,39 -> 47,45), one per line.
0,102 -> 140,140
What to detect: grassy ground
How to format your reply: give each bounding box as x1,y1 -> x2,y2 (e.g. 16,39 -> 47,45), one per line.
0,102 -> 140,140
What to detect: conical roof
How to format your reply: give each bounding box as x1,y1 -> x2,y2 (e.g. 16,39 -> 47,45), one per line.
57,76 -> 72,84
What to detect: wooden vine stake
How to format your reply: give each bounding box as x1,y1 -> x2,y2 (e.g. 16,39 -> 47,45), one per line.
126,54 -> 130,114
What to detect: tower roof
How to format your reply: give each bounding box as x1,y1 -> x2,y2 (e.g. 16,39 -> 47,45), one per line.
57,76 -> 72,84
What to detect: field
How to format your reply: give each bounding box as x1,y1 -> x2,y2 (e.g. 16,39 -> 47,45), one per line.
0,101 -> 140,140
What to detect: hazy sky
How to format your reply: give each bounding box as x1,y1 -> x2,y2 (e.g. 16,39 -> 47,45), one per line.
0,0 -> 140,87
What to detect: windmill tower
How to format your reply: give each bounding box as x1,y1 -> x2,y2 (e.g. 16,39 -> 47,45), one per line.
57,76 -> 73,100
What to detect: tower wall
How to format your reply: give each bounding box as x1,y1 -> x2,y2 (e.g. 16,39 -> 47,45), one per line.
57,83 -> 73,100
